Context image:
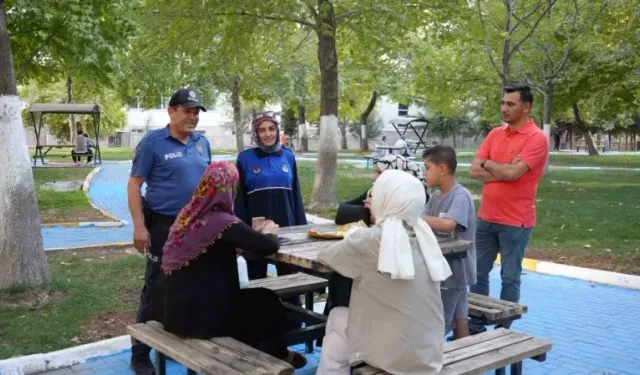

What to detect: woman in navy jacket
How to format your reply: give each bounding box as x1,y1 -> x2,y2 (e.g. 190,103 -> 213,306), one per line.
234,111 -> 307,282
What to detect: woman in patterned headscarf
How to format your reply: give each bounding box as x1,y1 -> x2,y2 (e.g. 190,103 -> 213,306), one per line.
157,161 -> 307,369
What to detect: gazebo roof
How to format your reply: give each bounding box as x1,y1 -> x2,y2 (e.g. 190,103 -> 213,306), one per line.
29,103 -> 101,115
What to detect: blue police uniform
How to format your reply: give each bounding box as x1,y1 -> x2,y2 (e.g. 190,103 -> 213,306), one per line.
234,147 -> 306,228
129,125 -> 210,363
131,126 -> 211,216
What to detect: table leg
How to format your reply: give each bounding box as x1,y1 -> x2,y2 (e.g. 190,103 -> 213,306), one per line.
510,361 -> 523,375
155,351 -> 166,375
40,147 -> 52,165
305,292 -> 314,353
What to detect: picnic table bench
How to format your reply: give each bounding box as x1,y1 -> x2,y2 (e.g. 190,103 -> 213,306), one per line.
576,144 -> 606,152
468,293 -> 527,325
128,321 -> 294,375
353,328 -> 551,375
32,144 -> 74,166
248,273 -> 329,352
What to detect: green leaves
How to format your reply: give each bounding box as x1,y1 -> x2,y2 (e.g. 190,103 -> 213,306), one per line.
7,0 -> 137,85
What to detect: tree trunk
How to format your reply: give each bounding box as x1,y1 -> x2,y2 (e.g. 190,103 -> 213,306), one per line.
0,4 -> 51,289
543,82 -> 554,173
359,90 -> 378,151
500,0 -> 513,89
543,82 -> 553,126
67,76 -> 77,142
339,122 -> 348,150
298,103 -> 309,152
452,133 -> 457,148
231,75 -> 243,151
309,0 -> 339,210
572,103 -> 599,156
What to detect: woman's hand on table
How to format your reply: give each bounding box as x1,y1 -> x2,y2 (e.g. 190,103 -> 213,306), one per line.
258,220 -> 280,235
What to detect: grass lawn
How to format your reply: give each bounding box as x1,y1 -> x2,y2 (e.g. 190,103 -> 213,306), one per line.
297,161 -> 640,274
29,147 -> 240,163
0,246 -> 143,359
450,153 -> 640,168
33,168 -> 108,224
547,154 -> 640,168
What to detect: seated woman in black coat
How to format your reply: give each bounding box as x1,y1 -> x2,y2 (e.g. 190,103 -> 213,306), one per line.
336,154 -> 427,225
157,161 -> 306,368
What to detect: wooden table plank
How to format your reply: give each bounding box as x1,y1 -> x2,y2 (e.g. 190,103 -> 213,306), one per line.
444,331 -> 532,364
139,321 -> 294,375
244,224 -> 474,273
247,273 -> 328,296
440,337 -> 551,375
279,223 -> 336,234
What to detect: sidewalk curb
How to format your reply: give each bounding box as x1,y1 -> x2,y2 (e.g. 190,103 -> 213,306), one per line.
45,242 -> 133,252
82,166 -> 128,225
41,221 -> 126,228
0,335 -> 131,375
496,255 -> 640,290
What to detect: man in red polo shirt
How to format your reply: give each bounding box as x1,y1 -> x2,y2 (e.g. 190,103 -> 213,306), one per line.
468,84 -> 548,334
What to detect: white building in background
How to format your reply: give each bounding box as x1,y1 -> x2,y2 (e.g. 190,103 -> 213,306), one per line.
25,94 -> 479,150
115,95 -> 281,149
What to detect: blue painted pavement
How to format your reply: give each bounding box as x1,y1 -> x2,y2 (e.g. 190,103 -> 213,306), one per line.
43,156 -> 236,250
34,268 -> 640,375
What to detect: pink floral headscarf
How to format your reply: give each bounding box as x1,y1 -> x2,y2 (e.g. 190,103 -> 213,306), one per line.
161,161 -> 240,274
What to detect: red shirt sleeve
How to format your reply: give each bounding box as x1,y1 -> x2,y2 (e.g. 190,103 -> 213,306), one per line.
519,132 -> 549,170
475,128 -> 498,160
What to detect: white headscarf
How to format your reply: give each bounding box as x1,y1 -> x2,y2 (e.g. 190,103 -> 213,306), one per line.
370,170 -> 452,282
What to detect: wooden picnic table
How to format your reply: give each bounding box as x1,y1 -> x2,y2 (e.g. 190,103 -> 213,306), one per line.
374,145 -> 405,155
246,223 -> 473,274
32,144 -> 75,166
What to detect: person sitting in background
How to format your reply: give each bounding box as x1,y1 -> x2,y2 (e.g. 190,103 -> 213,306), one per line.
337,154 -> 427,226
157,161 -> 306,368
422,145 -> 476,341
84,132 -> 95,163
394,136 -> 410,157
71,129 -> 93,165
317,170 -> 451,375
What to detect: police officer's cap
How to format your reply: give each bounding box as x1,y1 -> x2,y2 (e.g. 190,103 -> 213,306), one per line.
168,88 -> 207,112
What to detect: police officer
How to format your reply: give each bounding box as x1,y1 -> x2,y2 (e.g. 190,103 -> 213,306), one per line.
127,88 -> 211,374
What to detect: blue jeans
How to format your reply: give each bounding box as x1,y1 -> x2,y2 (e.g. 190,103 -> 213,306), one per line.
469,218 -> 532,332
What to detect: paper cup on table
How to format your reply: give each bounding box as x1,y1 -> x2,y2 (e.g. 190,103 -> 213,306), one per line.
252,217 -> 266,229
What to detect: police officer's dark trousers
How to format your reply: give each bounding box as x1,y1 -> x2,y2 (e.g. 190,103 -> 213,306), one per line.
130,203 -> 176,360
